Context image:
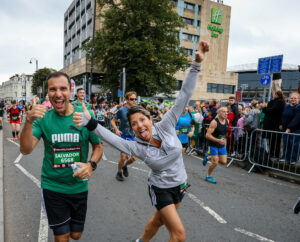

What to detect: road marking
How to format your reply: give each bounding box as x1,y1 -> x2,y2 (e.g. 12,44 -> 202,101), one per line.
102,152 -> 107,160
7,138 -> 20,147
38,203 -> 48,242
11,149 -> 48,242
187,193 -> 227,224
14,153 -> 23,164
234,227 -> 274,242
14,163 -> 41,188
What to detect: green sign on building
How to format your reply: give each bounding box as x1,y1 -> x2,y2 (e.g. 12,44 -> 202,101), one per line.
208,8 -> 224,38
211,8 -> 223,25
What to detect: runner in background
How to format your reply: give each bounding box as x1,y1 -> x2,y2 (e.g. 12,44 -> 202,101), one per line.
17,101 -> 24,122
72,88 -> 92,111
111,91 -> 137,181
8,100 -> 21,141
42,94 -> 53,110
0,99 -> 5,130
204,106 -> 229,184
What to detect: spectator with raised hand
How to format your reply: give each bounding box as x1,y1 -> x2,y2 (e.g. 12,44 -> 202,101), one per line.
263,91 -> 286,159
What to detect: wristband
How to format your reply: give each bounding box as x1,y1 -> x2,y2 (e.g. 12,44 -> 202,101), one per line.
85,117 -> 98,131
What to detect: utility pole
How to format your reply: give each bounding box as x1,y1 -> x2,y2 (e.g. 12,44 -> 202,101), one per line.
89,0 -> 97,99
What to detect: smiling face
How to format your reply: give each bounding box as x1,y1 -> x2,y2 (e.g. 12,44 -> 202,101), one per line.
290,93 -> 299,106
77,89 -> 85,101
129,112 -> 152,141
47,75 -> 71,115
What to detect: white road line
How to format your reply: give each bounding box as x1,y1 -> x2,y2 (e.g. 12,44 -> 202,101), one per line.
38,203 -> 48,242
14,153 -> 23,164
102,152 -> 107,160
12,152 -> 48,242
14,163 -> 41,188
187,193 -> 227,224
7,138 -> 20,147
234,227 -> 274,242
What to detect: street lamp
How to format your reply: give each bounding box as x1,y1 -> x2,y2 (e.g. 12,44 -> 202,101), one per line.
29,57 -> 38,71
29,57 -> 39,100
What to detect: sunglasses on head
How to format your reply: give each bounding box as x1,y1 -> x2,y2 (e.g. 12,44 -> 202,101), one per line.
129,98 -> 137,101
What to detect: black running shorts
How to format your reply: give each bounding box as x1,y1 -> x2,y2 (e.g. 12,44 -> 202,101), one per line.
42,189 -> 88,236
148,184 -> 186,211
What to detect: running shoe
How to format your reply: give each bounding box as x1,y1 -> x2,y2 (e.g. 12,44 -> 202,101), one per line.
293,197 -> 300,214
122,165 -> 129,177
205,176 -> 216,184
202,153 -> 208,166
12,137 -> 15,141
17,135 -> 20,140
116,171 -> 124,181
135,238 -> 143,242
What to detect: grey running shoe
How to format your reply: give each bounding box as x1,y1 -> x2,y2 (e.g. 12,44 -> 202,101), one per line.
293,197 -> 300,214
122,165 -> 129,177
135,238 -> 143,242
116,171 -> 124,181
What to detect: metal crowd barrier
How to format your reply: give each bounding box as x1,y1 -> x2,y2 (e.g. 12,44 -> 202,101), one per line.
248,129 -> 300,176
226,127 -> 248,167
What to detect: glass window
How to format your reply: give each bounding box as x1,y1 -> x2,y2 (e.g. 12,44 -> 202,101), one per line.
184,49 -> 193,55
217,84 -> 223,93
183,17 -> 194,25
182,33 -> 192,40
197,20 -> 201,27
184,2 -> 194,10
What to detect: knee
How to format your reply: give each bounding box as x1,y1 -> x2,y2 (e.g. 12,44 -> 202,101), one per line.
172,228 -> 186,242
70,232 -> 82,240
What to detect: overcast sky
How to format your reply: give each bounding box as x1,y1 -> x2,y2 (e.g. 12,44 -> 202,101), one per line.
0,0 -> 299,84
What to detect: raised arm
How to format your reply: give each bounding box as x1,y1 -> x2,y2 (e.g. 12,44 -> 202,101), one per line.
159,41 -> 209,130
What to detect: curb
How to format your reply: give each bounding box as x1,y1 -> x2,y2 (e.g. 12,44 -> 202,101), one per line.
0,127 -> 4,241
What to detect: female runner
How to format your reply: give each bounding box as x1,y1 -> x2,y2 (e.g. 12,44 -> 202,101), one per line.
74,41 -> 209,242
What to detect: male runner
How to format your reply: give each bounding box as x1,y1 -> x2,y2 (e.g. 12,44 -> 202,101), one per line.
204,106 -> 229,183
20,72 -> 103,242
0,99 -> 4,130
72,88 -> 92,110
111,91 -> 137,181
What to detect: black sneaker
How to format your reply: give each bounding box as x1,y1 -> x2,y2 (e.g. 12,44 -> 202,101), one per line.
293,197 -> 300,214
122,165 -> 129,177
116,171 -> 124,181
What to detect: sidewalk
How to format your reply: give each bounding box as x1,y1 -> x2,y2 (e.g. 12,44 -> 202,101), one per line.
0,128 -> 4,241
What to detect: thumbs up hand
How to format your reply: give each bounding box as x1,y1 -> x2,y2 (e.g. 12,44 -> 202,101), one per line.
26,97 -> 47,124
73,102 -> 91,127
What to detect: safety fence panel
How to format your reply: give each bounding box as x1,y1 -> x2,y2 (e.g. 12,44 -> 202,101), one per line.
248,129 -> 300,176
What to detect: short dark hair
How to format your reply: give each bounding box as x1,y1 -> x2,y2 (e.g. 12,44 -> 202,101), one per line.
127,105 -> 151,127
229,96 -> 235,100
158,98 -> 163,103
76,88 -> 85,93
46,72 -> 71,90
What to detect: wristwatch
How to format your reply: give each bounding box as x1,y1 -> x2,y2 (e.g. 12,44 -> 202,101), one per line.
88,160 -> 97,171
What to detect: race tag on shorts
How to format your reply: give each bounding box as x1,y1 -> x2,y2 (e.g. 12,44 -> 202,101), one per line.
52,146 -> 81,168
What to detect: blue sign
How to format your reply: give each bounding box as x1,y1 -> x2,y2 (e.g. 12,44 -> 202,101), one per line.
117,89 -> 123,97
257,55 -> 283,74
260,74 -> 271,86
270,55 -> 283,73
257,57 -> 270,74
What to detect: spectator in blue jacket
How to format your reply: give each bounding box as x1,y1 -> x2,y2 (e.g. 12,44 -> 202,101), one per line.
281,92 -> 300,164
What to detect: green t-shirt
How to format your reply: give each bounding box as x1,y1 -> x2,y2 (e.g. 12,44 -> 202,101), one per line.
32,106 -> 100,194
71,100 -> 91,110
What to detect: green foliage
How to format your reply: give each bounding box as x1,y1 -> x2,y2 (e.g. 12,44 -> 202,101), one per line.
84,0 -> 189,97
31,68 -> 56,95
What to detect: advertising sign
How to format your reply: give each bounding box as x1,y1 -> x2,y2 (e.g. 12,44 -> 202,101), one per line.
235,91 -> 242,102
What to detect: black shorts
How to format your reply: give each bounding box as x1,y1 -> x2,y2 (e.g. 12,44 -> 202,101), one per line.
42,189 -> 88,236
182,143 -> 189,149
148,183 -> 188,210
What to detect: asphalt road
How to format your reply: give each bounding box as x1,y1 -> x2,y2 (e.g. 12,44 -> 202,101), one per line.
2,120 -> 300,242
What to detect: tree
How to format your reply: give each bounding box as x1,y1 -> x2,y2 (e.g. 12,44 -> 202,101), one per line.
84,0 -> 189,97
31,68 -> 56,96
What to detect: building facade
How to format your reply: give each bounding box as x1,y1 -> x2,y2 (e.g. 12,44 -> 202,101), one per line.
228,63 -> 300,100
0,74 -> 33,102
61,0 -> 238,101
